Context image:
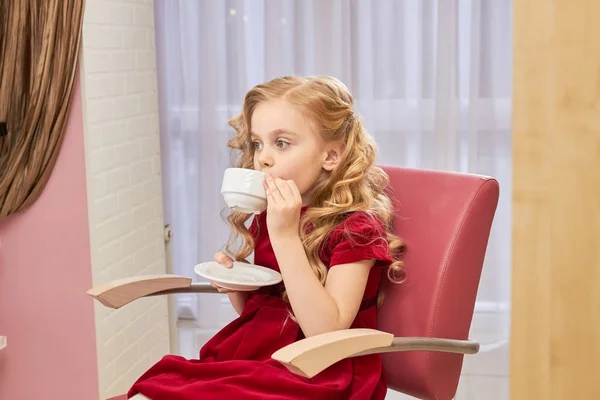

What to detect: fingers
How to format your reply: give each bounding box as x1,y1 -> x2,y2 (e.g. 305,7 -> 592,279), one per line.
264,175 -> 284,204
210,281 -> 234,293
212,252 -> 235,292
264,175 -> 301,205
275,178 -> 295,199
214,251 -> 233,268
285,179 -> 302,203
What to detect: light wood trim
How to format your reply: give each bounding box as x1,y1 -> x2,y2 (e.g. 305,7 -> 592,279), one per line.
86,275 -> 219,309
271,329 -> 478,378
272,329 -> 393,378
0,336 -> 6,351
511,0 -> 600,398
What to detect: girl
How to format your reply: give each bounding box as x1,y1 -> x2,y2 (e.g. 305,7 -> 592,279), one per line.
128,76 -> 405,400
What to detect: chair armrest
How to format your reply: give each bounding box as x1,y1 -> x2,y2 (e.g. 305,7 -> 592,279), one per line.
271,328 -> 479,378
86,274 -> 219,309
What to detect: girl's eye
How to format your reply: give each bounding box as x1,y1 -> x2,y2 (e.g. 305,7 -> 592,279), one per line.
253,141 -> 262,150
276,140 -> 289,148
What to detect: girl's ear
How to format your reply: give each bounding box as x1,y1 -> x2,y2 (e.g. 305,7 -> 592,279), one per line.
322,143 -> 346,171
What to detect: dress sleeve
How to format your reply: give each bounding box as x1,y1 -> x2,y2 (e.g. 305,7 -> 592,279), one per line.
328,212 -> 393,268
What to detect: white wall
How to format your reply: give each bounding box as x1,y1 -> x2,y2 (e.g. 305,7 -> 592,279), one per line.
80,0 -> 170,398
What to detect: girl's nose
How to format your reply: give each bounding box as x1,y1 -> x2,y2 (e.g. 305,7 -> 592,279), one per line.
258,150 -> 273,168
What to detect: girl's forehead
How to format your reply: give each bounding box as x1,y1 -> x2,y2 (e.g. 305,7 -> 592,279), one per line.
250,99 -> 317,138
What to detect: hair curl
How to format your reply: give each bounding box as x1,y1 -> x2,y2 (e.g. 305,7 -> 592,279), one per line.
223,76 -> 406,305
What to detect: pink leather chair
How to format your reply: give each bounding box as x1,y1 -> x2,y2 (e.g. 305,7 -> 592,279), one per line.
93,166 -> 499,400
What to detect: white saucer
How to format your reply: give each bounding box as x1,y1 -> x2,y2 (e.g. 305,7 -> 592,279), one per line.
194,261 -> 282,291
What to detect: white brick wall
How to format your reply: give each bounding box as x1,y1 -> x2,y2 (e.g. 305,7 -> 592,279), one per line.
80,0 -> 170,398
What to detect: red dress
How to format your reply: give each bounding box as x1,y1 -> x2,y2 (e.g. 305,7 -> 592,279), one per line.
128,209 -> 393,400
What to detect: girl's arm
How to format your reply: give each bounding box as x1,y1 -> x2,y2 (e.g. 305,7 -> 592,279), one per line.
226,292 -> 251,315
270,235 -> 373,337
263,175 -> 374,337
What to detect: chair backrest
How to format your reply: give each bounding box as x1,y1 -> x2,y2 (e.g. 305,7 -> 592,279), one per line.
377,166 -> 499,400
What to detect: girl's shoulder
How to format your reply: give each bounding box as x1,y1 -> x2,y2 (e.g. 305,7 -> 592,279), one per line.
321,211 -> 392,268
328,211 -> 387,243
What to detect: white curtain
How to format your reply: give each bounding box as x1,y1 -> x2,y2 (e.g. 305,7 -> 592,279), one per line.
154,0 -> 512,397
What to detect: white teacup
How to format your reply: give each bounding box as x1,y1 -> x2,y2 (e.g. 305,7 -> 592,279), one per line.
221,168 -> 267,214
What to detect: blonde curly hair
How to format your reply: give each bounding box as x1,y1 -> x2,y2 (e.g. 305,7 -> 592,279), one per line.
224,76 -> 405,303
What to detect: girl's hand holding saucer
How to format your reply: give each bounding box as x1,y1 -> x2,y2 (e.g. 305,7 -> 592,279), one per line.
264,173 -> 302,238
210,251 -> 236,293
